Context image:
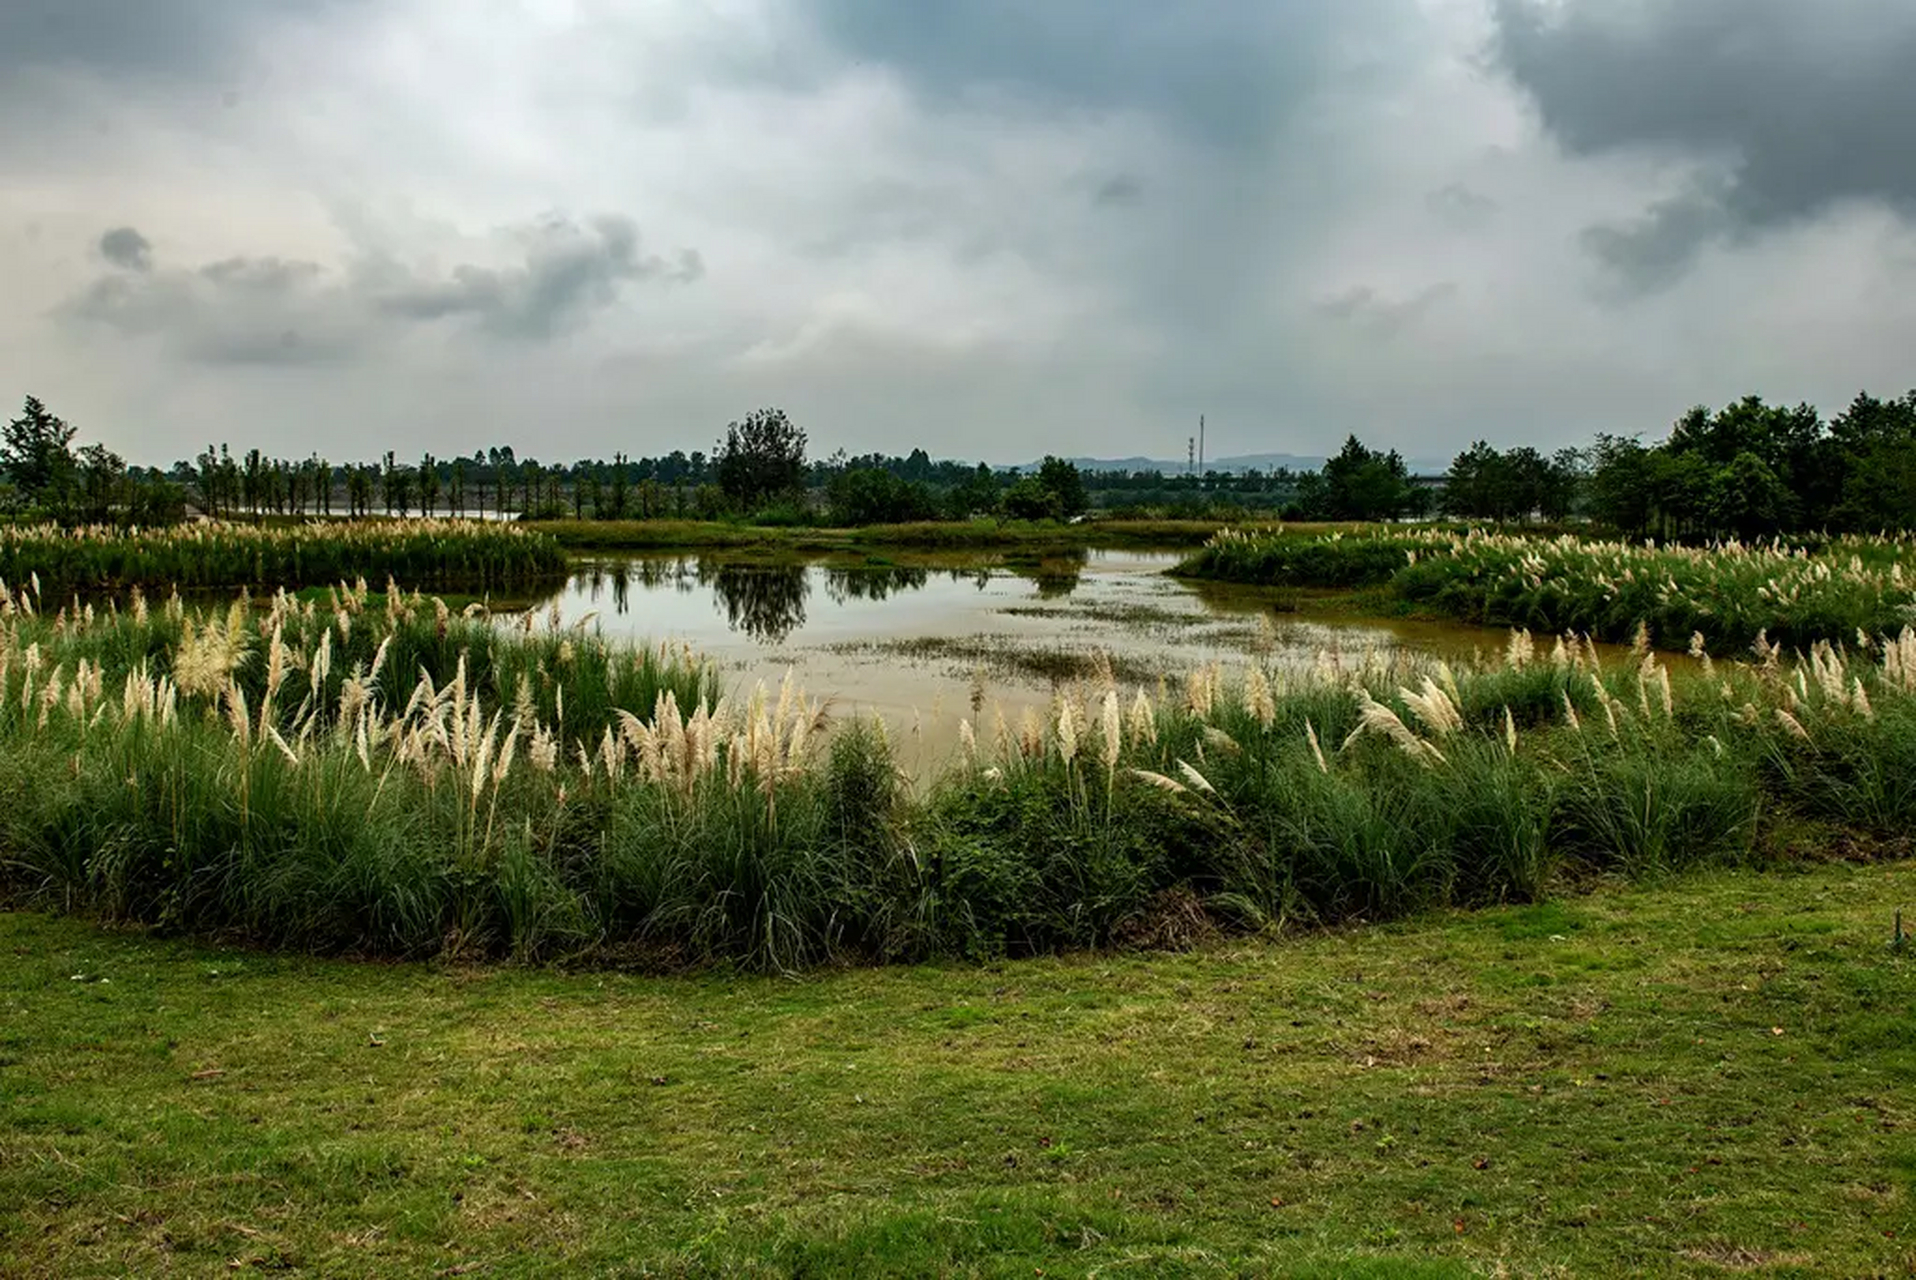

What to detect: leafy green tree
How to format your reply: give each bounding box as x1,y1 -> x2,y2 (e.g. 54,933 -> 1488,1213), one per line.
946,463 -> 1000,520
3,396 -> 78,513
1443,441 -> 1504,520
1829,390 -> 1916,531
1540,448 -> 1585,523
420,454 -> 441,516
1705,452 -> 1793,540
1035,456 -> 1089,518
1314,435 -> 1416,521
76,443 -> 125,523
828,468 -> 939,525
715,407 -> 807,512
999,476 -> 1061,520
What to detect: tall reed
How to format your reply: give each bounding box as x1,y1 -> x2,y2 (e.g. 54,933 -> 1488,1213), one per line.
3,578 -> 1914,969
1177,526 -> 1916,654
0,518 -> 567,595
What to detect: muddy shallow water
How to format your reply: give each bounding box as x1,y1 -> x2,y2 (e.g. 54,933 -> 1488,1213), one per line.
527,548 -> 1535,778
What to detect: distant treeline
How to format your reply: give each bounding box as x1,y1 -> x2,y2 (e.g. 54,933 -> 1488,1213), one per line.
6,389 -> 1915,540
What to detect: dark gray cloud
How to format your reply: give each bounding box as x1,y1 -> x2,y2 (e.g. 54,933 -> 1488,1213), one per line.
371,215 -> 702,340
1315,283 -> 1459,339
1578,185 -> 1734,295
1091,174 -> 1144,209
61,214 -> 699,362
98,226 -> 151,271
1494,0 -> 1916,285
1426,183 -> 1498,232
0,0 -> 361,79
802,0 -> 1410,151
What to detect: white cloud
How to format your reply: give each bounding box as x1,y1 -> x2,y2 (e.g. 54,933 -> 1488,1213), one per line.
3,0 -> 1916,468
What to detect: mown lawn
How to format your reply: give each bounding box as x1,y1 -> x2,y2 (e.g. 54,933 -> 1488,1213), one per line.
3,861 -> 1913,1278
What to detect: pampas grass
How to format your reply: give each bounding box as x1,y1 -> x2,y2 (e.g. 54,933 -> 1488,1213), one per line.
5,581 -> 1916,968
1179,526 -> 1916,655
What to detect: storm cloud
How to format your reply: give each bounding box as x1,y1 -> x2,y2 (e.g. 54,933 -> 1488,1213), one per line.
0,0 -> 364,78
801,0 -> 1413,152
1494,0 -> 1916,288
61,214 -> 698,363
5,1 -> 1916,466
98,226 -> 151,271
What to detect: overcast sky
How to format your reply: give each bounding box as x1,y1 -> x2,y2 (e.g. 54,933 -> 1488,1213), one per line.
6,0 -> 1916,468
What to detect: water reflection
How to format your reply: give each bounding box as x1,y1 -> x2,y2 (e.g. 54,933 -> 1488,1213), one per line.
822,564 -> 931,605
567,555 -> 1031,644
1026,553 -> 1086,600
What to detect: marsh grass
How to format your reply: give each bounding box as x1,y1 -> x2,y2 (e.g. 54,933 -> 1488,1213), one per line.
3,567 -> 1916,969
1179,525 -> 1916,654
0,518 -> 567,595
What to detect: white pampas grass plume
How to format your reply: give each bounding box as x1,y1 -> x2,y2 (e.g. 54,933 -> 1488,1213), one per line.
1100,691 -> 1122,769
1243,666 -> 1275,728
1129,768 -> 1189,796
1175,760 -> 1217,795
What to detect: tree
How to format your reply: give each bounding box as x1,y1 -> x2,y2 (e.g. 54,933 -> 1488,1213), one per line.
1035,456 -> 1089,518
76,443 -> 125,523
605,452 -> 630,519
946,463 -> 999,520
1314,435 -> 1416,521
1706,451 -> 1793,540
1830,390 -> 1916,531
1585,434 -> 1652,537
1444,441 -> 1506,520
3,396 -> 78,512
420,454 -> 441,516
998,476 -> 1060,520
714,407 -> 807,511
827,468 -> 939,525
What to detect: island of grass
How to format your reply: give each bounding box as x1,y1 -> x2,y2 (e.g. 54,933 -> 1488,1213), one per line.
1174,525 -> 1916,656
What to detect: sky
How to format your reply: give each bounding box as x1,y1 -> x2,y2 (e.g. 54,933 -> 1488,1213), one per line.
6,0 -> 1916,469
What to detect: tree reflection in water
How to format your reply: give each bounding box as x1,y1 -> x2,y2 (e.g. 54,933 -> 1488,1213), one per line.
560,551 -> 1088,646
821,564 -> 931,606
708,563 -> 810,643
1028,551 -> 1086,600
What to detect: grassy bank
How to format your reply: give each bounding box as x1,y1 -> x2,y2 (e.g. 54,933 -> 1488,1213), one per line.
0,519 -> 568,596
5,862 -> 1913,1277
5,575 -> 1916,969
1177,527 -> 1916,655
527,517 -> 1347,553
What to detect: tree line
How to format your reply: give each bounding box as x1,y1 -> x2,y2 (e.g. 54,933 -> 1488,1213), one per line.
7,389 -> 1916,538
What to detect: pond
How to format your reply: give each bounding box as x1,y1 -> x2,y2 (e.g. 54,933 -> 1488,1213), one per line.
527,548 -> 1528,777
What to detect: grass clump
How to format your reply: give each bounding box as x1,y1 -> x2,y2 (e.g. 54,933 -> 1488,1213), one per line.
4,570 -> 1916,969
1177,525 -> 1916,654
0,517 -> 568,595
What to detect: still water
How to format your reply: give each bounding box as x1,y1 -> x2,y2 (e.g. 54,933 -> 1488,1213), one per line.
528,549 -> 1510,776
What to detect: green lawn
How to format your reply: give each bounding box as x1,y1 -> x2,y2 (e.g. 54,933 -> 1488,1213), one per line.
4,861 -> 1913,1278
